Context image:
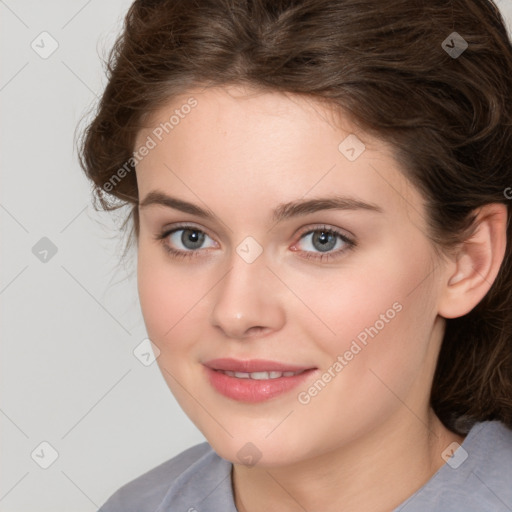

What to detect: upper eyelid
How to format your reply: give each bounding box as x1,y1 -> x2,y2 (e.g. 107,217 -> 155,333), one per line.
163,222 -> 214,236
296,224 -> 353,239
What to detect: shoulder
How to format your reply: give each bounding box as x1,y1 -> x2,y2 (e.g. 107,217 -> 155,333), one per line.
97,441 -> 233,512
394,420 -> 512,512
467,420 -> 512,495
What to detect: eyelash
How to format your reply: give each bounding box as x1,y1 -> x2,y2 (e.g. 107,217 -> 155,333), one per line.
154,223 -> 357,262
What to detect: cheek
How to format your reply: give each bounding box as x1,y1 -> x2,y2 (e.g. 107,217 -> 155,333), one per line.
137,249 -> 211,411
290,247 -> 436,385
282,261 -> 403,343
136,244 -> 207,346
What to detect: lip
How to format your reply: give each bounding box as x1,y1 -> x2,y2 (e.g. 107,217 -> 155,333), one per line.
202,358 -> 318,403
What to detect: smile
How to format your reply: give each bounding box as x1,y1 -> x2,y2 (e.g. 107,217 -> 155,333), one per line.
203,365 -> 317,403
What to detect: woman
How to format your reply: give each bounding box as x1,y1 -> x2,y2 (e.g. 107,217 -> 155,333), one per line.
80,0 -> 512,510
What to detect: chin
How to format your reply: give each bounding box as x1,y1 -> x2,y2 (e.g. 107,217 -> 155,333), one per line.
203,428 -> 310,469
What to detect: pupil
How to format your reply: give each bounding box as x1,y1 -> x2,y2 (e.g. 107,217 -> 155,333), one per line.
313,230 -> 336,252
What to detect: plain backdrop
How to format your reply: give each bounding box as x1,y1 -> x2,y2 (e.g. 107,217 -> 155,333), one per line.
1,1 -> 512,511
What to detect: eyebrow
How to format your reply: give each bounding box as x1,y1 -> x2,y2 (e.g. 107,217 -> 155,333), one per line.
138,190 -> 383,223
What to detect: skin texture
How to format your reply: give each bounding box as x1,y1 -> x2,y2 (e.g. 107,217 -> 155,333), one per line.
134,85 -> 507,512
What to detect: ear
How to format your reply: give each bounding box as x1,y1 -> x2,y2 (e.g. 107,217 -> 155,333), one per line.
438,203 -> 508,319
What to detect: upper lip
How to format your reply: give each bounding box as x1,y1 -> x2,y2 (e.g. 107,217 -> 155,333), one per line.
203,358 -> 316,373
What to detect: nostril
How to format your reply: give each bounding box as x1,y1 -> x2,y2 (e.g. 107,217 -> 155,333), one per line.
246,326 -> 268,336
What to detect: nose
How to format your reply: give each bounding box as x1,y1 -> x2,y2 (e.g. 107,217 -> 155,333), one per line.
210,250 -> 286,339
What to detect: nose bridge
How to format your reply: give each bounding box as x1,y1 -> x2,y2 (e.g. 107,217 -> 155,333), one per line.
210,244 -> 285,338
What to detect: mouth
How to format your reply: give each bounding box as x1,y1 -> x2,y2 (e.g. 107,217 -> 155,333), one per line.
202,358 -> 317,403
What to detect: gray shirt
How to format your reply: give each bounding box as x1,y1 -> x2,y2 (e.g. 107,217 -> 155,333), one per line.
98,420 -> 512,511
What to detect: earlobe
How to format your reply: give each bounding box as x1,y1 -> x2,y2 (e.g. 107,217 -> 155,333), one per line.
438,203 -> 508,319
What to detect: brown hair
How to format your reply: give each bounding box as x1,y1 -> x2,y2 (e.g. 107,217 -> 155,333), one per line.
79,0 -> 512,435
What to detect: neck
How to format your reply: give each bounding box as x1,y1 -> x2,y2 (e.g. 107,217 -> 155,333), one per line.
232,409 -> 465,512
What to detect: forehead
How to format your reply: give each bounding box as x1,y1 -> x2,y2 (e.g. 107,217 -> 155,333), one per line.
139,85 -> 371,151
134,85 -> 426,227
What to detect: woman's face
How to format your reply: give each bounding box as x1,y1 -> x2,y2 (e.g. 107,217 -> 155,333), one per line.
134,85 -> 449,466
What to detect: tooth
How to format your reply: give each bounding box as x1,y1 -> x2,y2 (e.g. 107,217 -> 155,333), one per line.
222,370 -> 303,379
250,371 -> 271,380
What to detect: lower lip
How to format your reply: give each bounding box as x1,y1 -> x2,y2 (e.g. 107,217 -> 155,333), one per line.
204,366 -> 317,403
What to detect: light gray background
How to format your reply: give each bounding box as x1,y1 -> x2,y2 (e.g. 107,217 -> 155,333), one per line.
1,1 -> 512,511
0,1 -> 206,511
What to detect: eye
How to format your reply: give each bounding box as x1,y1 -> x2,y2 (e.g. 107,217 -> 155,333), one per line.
155,224 -> 217,259
169,228 -> 215,251
155,223 -> 355,262
291,226 -> 355,261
